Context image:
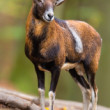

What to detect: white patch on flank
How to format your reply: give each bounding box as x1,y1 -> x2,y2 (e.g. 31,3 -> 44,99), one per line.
49,91 -> 55,110
38,88 -> 45,109
66,21 -> 83,53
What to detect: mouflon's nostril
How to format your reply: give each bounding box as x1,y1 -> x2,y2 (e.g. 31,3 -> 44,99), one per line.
48,14 -> 53,20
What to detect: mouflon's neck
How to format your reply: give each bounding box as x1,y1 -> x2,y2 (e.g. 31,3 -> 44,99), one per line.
26,7 -> 56,39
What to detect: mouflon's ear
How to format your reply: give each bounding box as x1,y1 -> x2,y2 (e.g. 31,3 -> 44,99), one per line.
55,0 -> 64,6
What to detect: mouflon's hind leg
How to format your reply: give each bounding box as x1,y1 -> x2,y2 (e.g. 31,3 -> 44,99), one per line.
49,67 -> 61,110
83,39 -> 101,110
90,74 -> 98,110
69,69 -> 91,110
35,66 -> 45,110
84,64 -> 98,110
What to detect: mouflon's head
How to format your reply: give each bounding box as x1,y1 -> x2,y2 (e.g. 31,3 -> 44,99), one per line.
32,0 -> 64,22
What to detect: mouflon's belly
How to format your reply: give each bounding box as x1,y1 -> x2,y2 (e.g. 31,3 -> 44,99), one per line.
38,62 -> 78,72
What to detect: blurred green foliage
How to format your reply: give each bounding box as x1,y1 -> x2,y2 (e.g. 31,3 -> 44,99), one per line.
0,0 -> 110,107
0,0 -> 30,19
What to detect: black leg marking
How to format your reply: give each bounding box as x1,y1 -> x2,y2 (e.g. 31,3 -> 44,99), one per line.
88,73 -> 97,94
49,67 -> 61,110
69,69 -> 90,89
35,66 -> 45,90
35,66 -> 45,110
50,67 -> 61,92
83,63 -> 98,110
83,62 -> 98,95
69,68 -> 91,110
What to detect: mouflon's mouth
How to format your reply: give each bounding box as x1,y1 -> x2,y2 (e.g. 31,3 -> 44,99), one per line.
43,15 -> 54,22
43,8 -> 54,22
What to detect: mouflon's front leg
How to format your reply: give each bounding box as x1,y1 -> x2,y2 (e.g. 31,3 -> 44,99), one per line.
49,67 -> 61,110
35,66 -> 45,110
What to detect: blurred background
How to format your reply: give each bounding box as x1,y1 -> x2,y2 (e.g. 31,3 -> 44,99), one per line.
0,0 -> 110,107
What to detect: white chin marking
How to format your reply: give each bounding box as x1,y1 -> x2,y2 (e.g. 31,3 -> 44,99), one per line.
66,21 -> 83,53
